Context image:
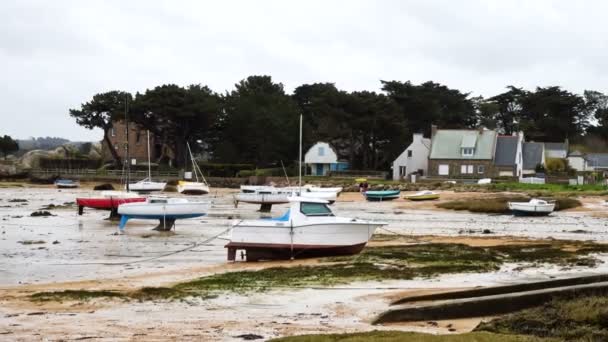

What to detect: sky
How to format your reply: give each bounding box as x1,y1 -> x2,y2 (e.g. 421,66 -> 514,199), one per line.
2,0 -> 608,141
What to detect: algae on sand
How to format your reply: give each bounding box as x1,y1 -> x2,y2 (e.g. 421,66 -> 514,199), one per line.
30,241 -> 608,302
437,196 -> 581,213
476,292 -> 608,341
269,331 -> 552,342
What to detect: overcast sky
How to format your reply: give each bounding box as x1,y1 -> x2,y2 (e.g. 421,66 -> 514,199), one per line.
2,0 -> 607,141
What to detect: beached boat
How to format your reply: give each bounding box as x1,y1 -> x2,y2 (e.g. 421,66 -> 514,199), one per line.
235,187 -> 293,211
404,190 -> 440,201
178,142 -> 210,195
76,191 -> 145,215
225,197 -> 387,261
364,190 -> 401,201
508,198 -> 555,216
117,196 -> 208,231
177,181 -> 209,195
128,131 -> 166,192
303,184 -> 343,194
55,179 -> 80,189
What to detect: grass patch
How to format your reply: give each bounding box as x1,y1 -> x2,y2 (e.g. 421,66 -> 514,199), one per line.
486,182 -> 608,195
437,196 -> 581,213
30,290 -> 126,302
476,292 -> 608,341
270,331 -> 551,342
30,242 -> 608,302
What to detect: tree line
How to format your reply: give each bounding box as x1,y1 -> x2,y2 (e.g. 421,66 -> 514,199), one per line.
69,75 -> 608,170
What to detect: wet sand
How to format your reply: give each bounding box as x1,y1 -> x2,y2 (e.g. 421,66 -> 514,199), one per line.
1,186 -> 607,341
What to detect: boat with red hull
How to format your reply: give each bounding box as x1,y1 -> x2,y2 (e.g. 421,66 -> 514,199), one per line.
76,193 -> 145,215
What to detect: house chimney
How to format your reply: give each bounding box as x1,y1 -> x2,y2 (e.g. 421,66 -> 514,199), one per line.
431,125 -> 437,139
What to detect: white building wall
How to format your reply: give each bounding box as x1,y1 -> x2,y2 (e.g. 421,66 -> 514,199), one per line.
515,132 -> 524,178
392,134 -> 430,181
568,156 -> 586,171
304,142 -> 338,164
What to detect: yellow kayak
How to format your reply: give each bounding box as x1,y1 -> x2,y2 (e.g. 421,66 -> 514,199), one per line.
404,190 -> 440,201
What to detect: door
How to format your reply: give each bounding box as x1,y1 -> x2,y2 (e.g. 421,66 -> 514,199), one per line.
316,164 -> 324,176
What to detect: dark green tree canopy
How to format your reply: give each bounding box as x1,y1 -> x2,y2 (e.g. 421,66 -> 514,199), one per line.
0,135 -> 19,158
69,90 -> 132,164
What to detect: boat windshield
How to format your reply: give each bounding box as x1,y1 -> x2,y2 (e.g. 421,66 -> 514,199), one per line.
150,199 -> 168,204
300,202 -> 334,216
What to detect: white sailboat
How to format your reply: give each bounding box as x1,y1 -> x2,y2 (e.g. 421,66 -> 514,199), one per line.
226,196 -> 387,261
128,130 -> 167,192
177,142 -> 210,195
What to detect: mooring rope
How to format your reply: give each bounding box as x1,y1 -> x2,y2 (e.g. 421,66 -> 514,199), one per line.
50,227 -> 232,266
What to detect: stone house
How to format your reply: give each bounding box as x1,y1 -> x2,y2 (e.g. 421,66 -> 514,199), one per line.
102,120 -> 160,165
428,126 -> 498,179
392,133 -> 431,180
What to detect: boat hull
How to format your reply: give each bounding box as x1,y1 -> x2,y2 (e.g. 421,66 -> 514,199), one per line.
235,193 -> 290,205
76,197 -> 146,211
226,242 -> 366,261
127,181 -> 167,192
405,194 -> 440,201
365,190 -> 401,201
177,182 -> 209,195
226,221 -> 379,261
508,202 -> 555,216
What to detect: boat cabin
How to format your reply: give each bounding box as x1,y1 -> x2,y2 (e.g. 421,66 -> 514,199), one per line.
267,197 -> 334,222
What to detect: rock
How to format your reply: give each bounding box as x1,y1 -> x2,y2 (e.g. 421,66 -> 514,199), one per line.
52,240 -> 60,244
94,183 -> 114,191
8,199 -> 27,203
234,334 -> 264,340
18,240 -> 45,245
30,211 -> 55,217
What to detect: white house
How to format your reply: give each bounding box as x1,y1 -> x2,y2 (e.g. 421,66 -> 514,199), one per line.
304,142 -> 338,176
392,133 -> 431,181
567,150 -> 587,172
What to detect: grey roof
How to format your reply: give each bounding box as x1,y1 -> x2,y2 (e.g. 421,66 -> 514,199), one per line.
586,153 -> 608,168
523,142 -> 544,169
544,142 -> 567,152
430,129 -> 497,160
495,136 -> 518,166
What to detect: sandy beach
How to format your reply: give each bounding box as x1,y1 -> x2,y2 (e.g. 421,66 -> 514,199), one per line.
1,185 -> 607,341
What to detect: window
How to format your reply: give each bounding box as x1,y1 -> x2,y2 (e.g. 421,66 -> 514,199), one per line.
461,165 -> 474,174
399,166 -> 406,176
438,164 -> 449,175
300,202 -> 334,216
136,131 -> 141,144
111,128 -> 116,137
318,147 -> 325,156
461,148 -> 474,157
478,165 -> 485,174
407,150 -> 412,157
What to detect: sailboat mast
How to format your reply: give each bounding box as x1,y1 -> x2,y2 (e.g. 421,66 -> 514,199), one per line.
125,94 -> 130,192
298,114 -> 302,190
147,130 -> 151,180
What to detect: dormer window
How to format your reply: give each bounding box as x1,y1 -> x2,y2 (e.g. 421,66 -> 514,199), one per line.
318,147 -> 325,156
462,147 -> 474,156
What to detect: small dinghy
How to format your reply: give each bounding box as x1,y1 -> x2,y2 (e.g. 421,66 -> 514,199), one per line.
117,196 -> 208,231
364,190 -> 401,201
404,190 -> 440,201
177,181 -> 210,195
235,187 -> 292,212
226,197 -> 387,261
508,198 -> 555,216
55,179 -> 80,189
303,184 -> 343,194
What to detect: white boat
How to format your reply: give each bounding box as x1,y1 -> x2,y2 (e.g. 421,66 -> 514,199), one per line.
303,184 -> 343,194
235,187 -> 293,211
177,181 -> 210,195
478,178 -> 492,185
55,179 -> 80,188
178,142 -> 210,195
128,178 -> 167,192
101,190 -> 143,199
508,198 -> 555,216
127,131 -> 166,192
225,197 -> 387,261
117,196 -> 208,231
